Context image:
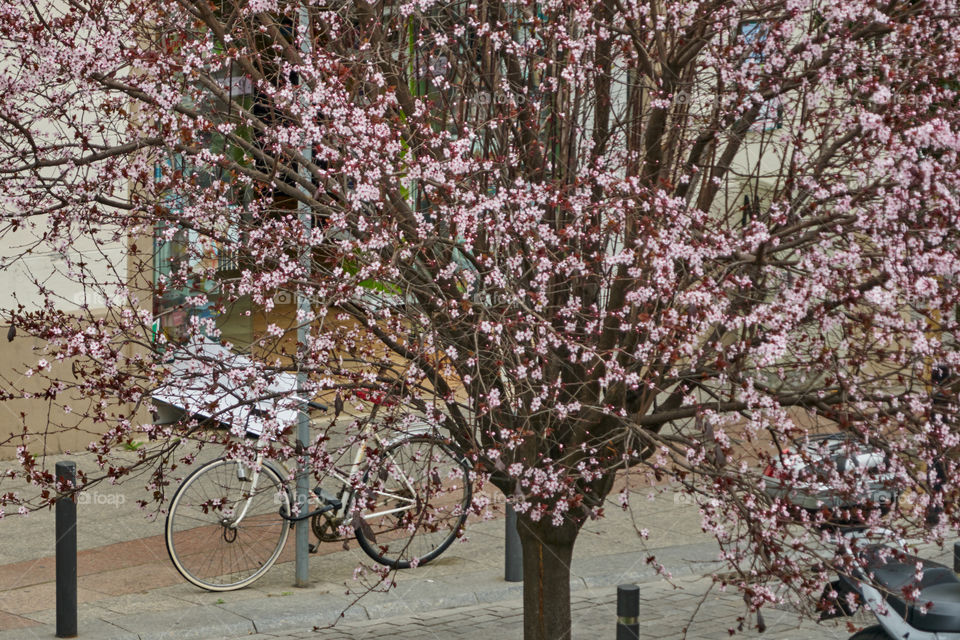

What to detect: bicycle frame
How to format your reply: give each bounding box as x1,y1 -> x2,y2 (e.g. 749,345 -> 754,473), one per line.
230,417 -> 424,529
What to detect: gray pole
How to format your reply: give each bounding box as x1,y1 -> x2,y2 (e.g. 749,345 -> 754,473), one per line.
505,503 -> 523,582
294,1 -> 312,588
55,461 -> 77,638
294,332 -> 310,587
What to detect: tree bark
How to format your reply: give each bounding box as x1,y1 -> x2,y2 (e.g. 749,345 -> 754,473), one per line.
517,514 -> 581,640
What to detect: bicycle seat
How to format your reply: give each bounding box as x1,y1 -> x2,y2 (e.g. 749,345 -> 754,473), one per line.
862,546 -> 960,633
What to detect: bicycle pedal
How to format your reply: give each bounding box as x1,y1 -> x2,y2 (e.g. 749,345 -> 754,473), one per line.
312,486 -> 342,510
308,543 -> 319,553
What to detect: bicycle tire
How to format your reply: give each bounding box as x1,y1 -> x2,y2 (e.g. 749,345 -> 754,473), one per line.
353,434 -> 471,569
166,457 -> 291,591
848,625 -> 890,639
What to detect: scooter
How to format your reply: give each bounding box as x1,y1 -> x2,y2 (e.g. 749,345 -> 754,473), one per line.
762,431 -> 960,639
823,540 -> 960,639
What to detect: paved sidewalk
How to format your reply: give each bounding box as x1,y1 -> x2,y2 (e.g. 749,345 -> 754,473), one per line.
0,448 -> 726,639
3,448 -> 955,640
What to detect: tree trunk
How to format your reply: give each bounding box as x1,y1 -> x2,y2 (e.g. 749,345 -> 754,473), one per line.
517,514 -> 581,640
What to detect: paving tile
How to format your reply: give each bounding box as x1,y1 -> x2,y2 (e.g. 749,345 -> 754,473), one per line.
22,602 -> 118,626
0,619 -> 139,640
112,603 -> 256,640
77,535 -> 170,572
0,582 -> 109,615
96,590 -> 208,616
0,535 -> 172,592
0,557 -> 55,591
0,609 -> 39,630
78,562 -> 183,596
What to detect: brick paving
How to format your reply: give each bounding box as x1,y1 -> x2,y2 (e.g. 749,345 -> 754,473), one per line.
217,576 -> 874,640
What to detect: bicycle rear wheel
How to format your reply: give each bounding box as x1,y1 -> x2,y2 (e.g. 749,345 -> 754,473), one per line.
166,458 -> 290,591
353,434 -> 471,568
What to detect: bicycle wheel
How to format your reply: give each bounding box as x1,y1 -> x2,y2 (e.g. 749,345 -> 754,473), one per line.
353,434 -> 471,569
166,458 -> 291,591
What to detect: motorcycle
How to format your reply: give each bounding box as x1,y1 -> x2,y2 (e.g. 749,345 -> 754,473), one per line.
824,539 -> 960,640
763,431 -> 960,639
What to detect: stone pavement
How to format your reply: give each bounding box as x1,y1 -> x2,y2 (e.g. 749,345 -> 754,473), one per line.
216,576 -> 875,640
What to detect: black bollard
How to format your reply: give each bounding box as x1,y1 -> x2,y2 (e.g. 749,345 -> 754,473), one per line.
616,584 -> 640,640
505,503 -> 523,582
55,461 -> 77,638
954,541 -> 960,574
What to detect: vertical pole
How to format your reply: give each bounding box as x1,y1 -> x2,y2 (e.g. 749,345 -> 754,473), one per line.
294,347 -> 310,587
505,503 -> 523,582
55,461 -> 77,638
928,364 -> 949,527
294,0 -> 313,588
616,584 -> 639,640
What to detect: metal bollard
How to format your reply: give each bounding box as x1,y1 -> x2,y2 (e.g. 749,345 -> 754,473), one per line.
55,461 -> 77,638
616,584 -> 640,640
954,541 -> 960,574
505,503 -> 523,582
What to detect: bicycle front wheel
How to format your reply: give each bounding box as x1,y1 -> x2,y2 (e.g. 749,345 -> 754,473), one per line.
166,458 -> 291,591
353,434 -> 471,568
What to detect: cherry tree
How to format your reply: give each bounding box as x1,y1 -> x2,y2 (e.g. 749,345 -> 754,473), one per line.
2,0 -> 960,638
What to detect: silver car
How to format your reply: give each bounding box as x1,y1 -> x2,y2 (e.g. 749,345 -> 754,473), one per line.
762,432 -> 899,515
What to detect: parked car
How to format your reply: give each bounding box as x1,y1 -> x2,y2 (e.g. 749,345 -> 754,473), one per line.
763,432 -> 899,519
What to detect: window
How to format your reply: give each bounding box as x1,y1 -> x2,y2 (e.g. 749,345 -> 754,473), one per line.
739,21 -> 782,133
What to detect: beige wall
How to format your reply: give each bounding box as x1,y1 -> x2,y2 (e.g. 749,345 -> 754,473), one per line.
0,229 -> 139,457
0,330 -> 142,457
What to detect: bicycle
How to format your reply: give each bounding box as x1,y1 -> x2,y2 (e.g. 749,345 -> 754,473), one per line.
164,399 -> 473,591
